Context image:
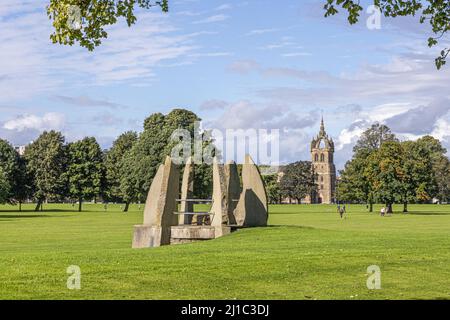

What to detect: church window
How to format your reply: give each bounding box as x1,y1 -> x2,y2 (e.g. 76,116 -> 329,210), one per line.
314,154 -> 319,162
320,154 -> 325,162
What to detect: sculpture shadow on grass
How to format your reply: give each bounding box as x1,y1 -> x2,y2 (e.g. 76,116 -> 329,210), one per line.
0,214 -> 68,219
405,211 -> 450,216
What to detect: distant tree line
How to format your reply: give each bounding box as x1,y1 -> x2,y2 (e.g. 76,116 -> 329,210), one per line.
338,124 -> 450,213
262,161 -> 317,205
262,124 -> 450,210
0,109 -> 213,212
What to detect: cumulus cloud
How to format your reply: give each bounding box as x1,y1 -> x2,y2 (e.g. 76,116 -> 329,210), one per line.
205,100 -> 319,164
3,113 -> 65,132
385,99 -> 450,134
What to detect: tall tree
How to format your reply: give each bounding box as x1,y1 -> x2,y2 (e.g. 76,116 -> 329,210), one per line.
66,137 -> 104,212
400,140 -> 436,212
120,109 -> 210,204
324,0 -> 450,69
353,123 -> 397,155
25,131 -> 67,211
0,139 -> 30,207
262,174 -> 281,204
0,167 -> 11,204
104,131 -> 138,211
47,0 -> 169,51
364,141 -> 404,213
279,161 -> 317,203
415,135 -> 450,203
338,124 -> 397,211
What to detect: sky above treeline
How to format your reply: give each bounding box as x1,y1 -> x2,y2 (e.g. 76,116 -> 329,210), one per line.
1,0 -> 449,170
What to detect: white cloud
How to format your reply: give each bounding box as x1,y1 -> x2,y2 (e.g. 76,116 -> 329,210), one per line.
193,14 -> 229,24
3,113 -> 65,132
215,4 -> 232,11
244,28 -> 278,36
282,52 -> 312,57
0,5 -> 199,102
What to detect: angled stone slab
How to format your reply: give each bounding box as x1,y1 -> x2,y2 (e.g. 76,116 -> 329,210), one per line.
225,160 -> 240,225
210,157 -> 231,238
233,155 -> 268,227
179,157 -> 194,225
132,156 -> 180,248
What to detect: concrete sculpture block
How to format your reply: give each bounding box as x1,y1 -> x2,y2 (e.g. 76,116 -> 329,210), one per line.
224,160 -> 240,225
233,155 -> 268,227
179,157 -> 194,225
132,156 -> 180,248
210,157 -> 231,237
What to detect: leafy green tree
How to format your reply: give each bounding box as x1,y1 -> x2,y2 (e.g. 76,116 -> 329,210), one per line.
0,139 -> 29,207
415,135 -> 450,203
353,123 -> 398,155
120,109 -> 213,205
364,141 -> 404,213
338,124 -> 397,211
14,157 -> 31,211
66,137 -> 104,212
400,140 -> 436,212
24,131 -> 67,211
324,0 -> 450,69
104,131 -> 138,209
337,155 -> 374,207
0,167 -> 11,204
47,0 -> 168,51
280,161 -> 317,203
262,174 -> 281,204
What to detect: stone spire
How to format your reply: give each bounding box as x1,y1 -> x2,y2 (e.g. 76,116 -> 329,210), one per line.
319,116 -> 326,136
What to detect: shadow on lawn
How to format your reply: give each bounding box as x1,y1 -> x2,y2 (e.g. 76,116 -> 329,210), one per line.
266,224 -> 317,230
0,214 -> 70,219
406,211 -> 450,216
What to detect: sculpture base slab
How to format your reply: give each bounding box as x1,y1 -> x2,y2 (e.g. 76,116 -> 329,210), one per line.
132,225 -> 171,248
170,226 -> 232,245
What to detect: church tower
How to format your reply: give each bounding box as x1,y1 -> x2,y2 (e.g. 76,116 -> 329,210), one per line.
310,118 -> 336,204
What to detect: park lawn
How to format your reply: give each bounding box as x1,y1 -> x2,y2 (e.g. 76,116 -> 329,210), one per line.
0,203 -> 449,300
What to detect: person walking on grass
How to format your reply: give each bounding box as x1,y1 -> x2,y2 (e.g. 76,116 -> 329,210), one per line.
380,207 -> 386,217
338,205 -> 346,219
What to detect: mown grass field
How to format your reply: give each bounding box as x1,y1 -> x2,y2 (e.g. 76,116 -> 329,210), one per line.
0,203 -> 449,300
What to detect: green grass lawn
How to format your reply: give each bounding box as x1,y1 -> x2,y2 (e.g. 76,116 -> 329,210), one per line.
0,203 -> 449,300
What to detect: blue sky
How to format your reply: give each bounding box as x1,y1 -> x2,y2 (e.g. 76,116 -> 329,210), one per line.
1,0 -> 450,169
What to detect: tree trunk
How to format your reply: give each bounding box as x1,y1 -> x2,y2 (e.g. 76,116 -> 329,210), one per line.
369,202 -> 373,213
34,200 -> 42,212
123,202 -> 129,212
19,201 -> 22,212
403,202 -> 408,213
78,198 -> 82,212
387,203 -> 393,214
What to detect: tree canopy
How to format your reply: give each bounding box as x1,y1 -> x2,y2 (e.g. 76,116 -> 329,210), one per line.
279,161 -> 317,203
47,0 -> 169,50
104,131 -> 138,206
66,137 -> 104,211
324,0 -> 450,69
25,131 -> 67,211
339,124 -> 450,212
